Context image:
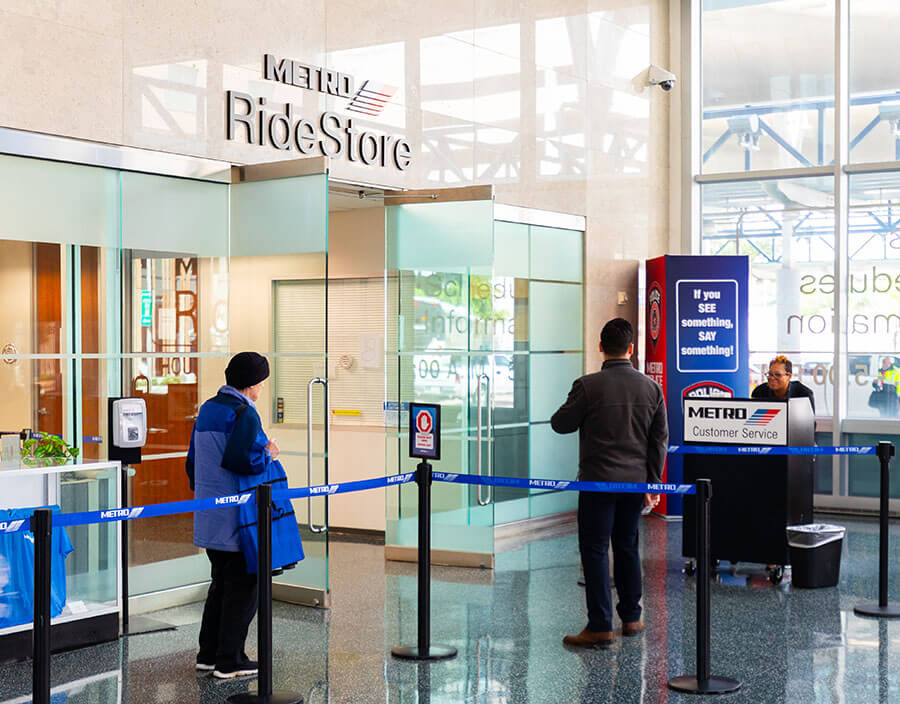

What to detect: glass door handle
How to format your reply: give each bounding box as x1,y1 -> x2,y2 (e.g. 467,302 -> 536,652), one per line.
476,373 -> 492,506
307,377 -> 329,534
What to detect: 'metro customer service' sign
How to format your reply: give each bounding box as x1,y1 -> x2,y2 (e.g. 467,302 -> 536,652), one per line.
683,398 -> 787,445
226,54 -> 413,170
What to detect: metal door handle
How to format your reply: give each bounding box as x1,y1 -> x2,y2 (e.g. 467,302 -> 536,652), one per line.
476,373 -> 492,506
37,408 -> 49,416
307,377 -> 329,534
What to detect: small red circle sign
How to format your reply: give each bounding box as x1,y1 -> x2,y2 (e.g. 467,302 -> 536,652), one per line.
416,410 -> 433,434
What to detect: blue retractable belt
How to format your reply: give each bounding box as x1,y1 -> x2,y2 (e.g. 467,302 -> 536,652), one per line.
431,472 -> 695,495
667,445 -> 876,456
4,445 -> 882,531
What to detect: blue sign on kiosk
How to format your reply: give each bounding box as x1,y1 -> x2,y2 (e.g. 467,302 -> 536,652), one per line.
409,402 -> 440,460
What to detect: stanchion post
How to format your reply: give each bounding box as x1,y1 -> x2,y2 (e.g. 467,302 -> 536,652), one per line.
854,441 -> 900,618
668,479 -> 741,695
228,484 -> 303,704
121,464 -> 130,633
32,507 -> 52,704
417,460 -> 431,655
391,460 -> 457,661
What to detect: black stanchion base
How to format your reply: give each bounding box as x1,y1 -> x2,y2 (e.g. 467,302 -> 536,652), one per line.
390,645 -> 458,661
854,603 -> 900,619
667,675 -> 742,695
227,691 -> 303,704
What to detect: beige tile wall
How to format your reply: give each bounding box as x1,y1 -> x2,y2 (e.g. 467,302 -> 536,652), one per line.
0,0 -> 674,375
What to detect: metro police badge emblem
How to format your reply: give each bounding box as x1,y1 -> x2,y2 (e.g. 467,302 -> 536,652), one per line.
648,284 -> 662,343
682,380 -> 734,399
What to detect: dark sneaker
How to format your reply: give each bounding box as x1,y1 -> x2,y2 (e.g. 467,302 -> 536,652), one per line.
195,661 -> 215,672
213,660 -> 259,679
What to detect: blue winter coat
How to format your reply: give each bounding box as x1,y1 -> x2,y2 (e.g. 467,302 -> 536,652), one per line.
186,387 -> 303,570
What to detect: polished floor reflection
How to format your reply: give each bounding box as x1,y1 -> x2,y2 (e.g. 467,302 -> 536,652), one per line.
2,515 -> 900,703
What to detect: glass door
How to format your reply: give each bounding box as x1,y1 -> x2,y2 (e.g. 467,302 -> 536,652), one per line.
385,200 -> 586,568
230,159 -> 330,606
385,187 -> 497,567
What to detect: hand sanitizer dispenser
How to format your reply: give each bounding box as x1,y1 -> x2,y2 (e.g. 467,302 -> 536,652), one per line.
111,398 -> 147,448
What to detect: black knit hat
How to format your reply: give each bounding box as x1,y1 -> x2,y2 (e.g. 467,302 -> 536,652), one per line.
225,352 -> 270,389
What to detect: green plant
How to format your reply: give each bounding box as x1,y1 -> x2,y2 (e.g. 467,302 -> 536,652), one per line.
21,434 -> 80,465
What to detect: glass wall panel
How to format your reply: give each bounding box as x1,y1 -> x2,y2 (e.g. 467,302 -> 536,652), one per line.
701,0 -> 835,173
530,226 -> 583,282
122,172 -> 229,596
846,433 -> 900,498
529,281 -> 583,352
385,201 -> 496,557
846,173 -> 900,418
849,1 -> 900,162
701,177 -> 835,412
0,155 -> 119,247
698,0 -> 900,511
0,157 -> 119,452
231,173 -> 329,597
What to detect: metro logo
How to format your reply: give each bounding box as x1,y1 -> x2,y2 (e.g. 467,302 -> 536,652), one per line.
388,473 -> 414,484
744,409 -> 781,426
687,406 -> 747,420
310,484 -> 340,495
0,520 -> 24,533
215,494 -> 251,506
100,507 -> 144,520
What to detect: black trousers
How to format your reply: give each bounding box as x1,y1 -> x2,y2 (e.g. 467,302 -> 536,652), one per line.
578,491 -> 643,633
198,549 -> 258,666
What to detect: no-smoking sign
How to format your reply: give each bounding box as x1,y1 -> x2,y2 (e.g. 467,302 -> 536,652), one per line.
409,402 -> 441,460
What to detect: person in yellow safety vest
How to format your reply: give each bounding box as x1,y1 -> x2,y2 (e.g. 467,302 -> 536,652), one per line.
871,357 -> 900,417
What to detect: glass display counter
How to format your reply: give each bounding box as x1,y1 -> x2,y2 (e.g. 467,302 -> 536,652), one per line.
0,461 -> 121,662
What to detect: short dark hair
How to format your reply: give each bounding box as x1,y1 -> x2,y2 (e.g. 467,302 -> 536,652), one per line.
770,355 -> 792,375
600,318 -> 634,356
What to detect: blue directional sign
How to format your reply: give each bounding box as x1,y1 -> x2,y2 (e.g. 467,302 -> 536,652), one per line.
409,402 -> 440,460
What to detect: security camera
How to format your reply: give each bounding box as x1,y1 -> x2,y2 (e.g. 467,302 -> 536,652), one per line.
632,65 -> 677,93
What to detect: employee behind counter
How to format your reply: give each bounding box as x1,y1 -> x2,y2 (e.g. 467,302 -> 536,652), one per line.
751,355 -> 815,413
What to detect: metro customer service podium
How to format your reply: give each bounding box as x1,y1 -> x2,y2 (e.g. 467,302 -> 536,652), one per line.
682,397 -> 814,584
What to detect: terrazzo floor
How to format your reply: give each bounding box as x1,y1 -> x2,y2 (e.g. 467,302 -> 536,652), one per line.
2,514 -> 900,703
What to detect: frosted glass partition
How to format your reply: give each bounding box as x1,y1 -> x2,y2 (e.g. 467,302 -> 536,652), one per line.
530,353 -> 583,422
529,282 -> 583,351
493,220 -> 529,277
0,154 -> 119,247
387,199 -> 494,270
529,424 -> 578,515
230,174 -> 328,257
121,172 -> 228,256
530,226 -> 583,282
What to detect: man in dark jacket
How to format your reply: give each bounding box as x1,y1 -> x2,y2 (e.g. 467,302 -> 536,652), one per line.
551,318 -> 668,648
186,351 -> 279,678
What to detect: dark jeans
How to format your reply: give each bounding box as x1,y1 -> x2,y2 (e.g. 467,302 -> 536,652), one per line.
198,549 -> 258,667
578,491 -> 643,632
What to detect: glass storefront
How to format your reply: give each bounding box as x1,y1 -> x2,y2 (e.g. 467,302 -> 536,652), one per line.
696,0 -> 900,509
0,145 -> 584,606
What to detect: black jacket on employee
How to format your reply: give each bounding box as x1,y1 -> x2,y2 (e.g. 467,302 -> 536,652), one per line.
550,358 -> 668,484
750,380 -> 815,413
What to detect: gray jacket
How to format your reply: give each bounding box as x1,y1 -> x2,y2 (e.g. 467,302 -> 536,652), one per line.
550,358 -> 668,484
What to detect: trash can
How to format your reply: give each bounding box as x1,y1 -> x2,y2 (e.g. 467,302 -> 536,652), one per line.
786,524 -> 846,588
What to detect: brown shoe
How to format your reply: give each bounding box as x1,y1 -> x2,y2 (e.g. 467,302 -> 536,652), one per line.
563,628 -> 615,648
622,621 -> 644,637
